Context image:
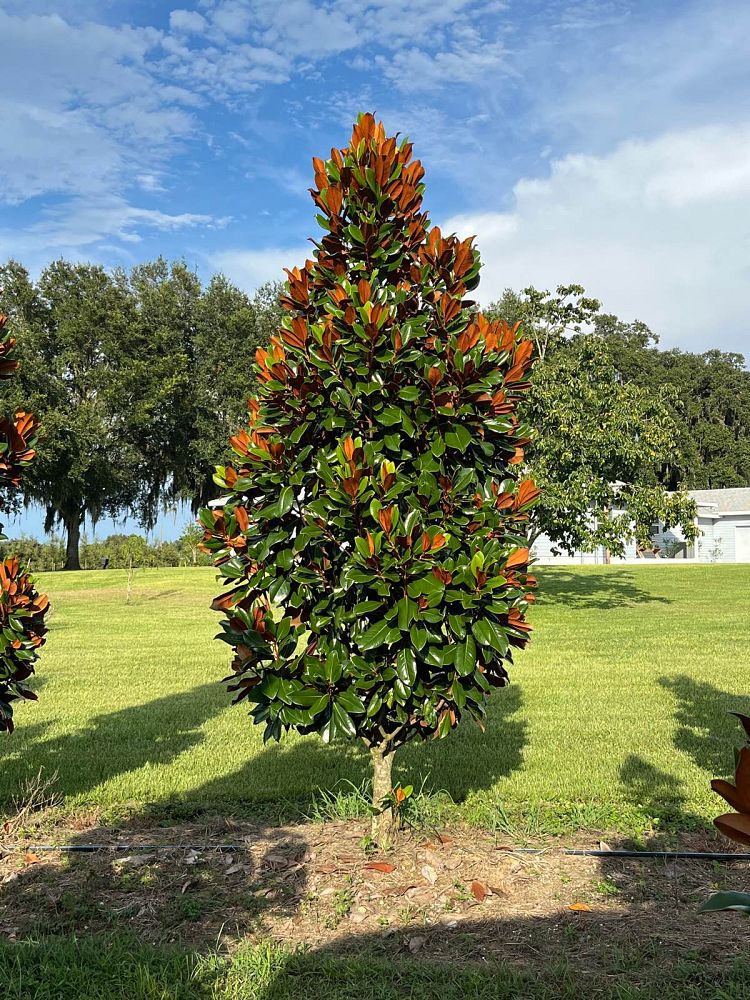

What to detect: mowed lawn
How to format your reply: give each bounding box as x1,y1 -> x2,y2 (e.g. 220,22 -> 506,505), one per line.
1,563 -> 748,832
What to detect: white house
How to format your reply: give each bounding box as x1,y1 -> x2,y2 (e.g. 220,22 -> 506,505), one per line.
532,487 -> 750,564
652,488 -> 750,563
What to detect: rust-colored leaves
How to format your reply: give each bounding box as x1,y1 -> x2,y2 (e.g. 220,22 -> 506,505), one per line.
0,312 -> 49,733
712,745 -> 750,847
505,547 -> 530,570
0,557 -> 50,733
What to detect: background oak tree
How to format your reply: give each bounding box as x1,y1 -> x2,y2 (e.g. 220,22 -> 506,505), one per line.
488,286 -> 698,555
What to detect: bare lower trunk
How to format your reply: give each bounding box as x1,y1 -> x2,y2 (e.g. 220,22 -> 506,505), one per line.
370,746 -> 395,846
63,513 -> 81,571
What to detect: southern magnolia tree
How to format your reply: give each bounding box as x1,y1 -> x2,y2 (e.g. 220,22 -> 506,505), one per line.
201,115 -> 539,842
0,313 -> 49,732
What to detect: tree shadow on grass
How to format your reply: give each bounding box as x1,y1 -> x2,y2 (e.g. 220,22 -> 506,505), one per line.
187,684 -> 527,813
0,683 -> 228,808
659,675 -> 748,777
619,754 -> 706,832
539,569 -> 671,610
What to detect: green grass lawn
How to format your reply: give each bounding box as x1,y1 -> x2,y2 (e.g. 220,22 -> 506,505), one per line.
3,935 -> 750,1000
1,563 -> 748,833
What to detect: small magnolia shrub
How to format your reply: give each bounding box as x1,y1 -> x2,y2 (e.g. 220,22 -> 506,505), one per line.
0,312 -> 49,733
201,114 -> 539,842
700,712 -> 750,916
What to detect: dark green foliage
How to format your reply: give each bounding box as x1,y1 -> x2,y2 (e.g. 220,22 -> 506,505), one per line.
0,259 -> 278,568
201,115 -> 539,776
598,322 -> 750,491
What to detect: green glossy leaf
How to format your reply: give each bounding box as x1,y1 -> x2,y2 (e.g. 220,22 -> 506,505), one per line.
410,625 -> 428,650
454,636 -> 477,677
700,891 -> 750,914
336,689 -> 366,714
396,648 -> 417,687
357,619 -> 392,651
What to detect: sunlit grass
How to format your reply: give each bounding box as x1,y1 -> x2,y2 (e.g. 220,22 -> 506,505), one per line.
1,563 -> 748,833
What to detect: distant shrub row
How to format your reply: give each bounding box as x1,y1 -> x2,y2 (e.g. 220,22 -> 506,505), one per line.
0,525 -> 211,572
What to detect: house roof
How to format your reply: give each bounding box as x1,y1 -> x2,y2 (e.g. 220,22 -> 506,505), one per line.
690,488 -> 750,513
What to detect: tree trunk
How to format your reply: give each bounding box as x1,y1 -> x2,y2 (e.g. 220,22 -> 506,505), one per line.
63,512 -> 81,571
370,746 -> 395,847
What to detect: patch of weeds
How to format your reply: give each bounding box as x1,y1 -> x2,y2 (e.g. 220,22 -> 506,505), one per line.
469,800 -> 546,841
52,891 -> 106,930
451,881 -> 472,903
562,921 -> 578,940
309,776 -> 455,833
593,878 -> 619,897
606,943 -> 658,973
397,780 -> 455,832
241,892 -> 269,919
177,895 -> 209,922
323,883 -> 354,930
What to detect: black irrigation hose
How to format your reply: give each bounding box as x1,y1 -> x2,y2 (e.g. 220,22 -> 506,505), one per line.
516,848 -> 750,861
565,849 -> 750,860
2,844 -> 750,860
1,844 -> 242,853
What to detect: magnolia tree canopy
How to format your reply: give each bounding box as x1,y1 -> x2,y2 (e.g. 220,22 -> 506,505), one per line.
201,114 -> 540,843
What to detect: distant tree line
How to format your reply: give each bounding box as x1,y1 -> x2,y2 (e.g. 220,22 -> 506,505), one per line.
0,525 -> 211,572
0,259 -> 282,569
0,258 -> 747,564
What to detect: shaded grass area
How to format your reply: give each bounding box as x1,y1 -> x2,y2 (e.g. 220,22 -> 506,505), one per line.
1,565 -> 749,833
2,934 -> 750,1000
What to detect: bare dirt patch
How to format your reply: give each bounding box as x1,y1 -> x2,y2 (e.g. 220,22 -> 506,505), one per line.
2,815 -> 748,976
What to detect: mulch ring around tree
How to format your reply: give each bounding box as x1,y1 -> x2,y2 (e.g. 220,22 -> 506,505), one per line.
1,815 -> 749,975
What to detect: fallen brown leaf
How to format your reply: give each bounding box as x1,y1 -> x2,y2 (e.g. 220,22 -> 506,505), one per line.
471,880 -> 490,902
364,862 -> 395,874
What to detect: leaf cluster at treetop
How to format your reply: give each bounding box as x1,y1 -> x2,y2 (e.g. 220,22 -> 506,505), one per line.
201,114 -> 540,838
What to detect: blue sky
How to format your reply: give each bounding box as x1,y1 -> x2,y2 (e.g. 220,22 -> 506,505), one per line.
1,0 -> 749,540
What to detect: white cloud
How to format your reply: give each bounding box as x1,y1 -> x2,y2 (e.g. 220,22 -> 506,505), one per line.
169,9 -> 208,33
137,173 -> 167,193
211,247 -> 309,289
443,123 -> 750,353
